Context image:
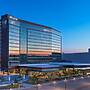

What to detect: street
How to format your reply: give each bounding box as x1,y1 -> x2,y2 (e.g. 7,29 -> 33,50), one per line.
22,76 -> 90,90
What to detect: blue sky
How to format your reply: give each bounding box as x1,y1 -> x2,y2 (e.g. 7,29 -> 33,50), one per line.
0,0 -> 90,53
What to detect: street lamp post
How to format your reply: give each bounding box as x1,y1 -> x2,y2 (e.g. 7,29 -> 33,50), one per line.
81,76 -> 84,79
73,77 -> 76,81
64,78 -> 67,90
53,81 -> 56,88
36,84 -> 41,90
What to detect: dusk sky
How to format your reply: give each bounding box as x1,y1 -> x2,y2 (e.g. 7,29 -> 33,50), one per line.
0,0 -> 90,53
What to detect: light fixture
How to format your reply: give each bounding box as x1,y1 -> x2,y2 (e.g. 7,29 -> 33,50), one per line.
53,81 -> 56,84
9,16 -> 18,20
37,84 -> 42,87
64,78 -> 67,82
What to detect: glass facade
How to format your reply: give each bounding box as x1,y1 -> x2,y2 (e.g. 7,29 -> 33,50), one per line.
8,18 -> 20,66
0,14 -> 62,69
0,21 -> 1,67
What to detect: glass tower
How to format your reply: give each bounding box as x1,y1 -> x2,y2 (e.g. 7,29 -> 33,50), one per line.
0,14 -> 62,70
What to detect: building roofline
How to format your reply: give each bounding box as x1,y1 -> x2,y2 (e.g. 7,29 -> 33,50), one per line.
2,14 -> 61,33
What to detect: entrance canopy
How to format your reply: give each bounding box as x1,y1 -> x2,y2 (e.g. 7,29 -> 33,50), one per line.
17,62 -> 90,72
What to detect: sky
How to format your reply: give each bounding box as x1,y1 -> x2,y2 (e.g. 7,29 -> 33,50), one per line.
0,0 -> 90,53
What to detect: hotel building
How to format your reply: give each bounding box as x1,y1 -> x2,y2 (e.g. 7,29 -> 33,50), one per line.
0,14 -> 62,70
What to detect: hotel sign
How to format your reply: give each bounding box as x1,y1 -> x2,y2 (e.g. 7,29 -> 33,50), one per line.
9,16 -> 18,20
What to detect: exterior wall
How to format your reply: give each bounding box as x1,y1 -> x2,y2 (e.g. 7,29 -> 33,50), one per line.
0,14 -> 62,69
0,21 -> 1,68
1,15 -> 9,70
